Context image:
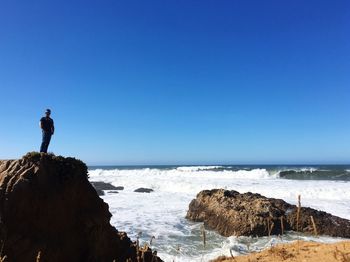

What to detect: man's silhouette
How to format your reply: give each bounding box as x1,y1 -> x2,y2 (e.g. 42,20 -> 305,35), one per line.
40,109 -> 55,153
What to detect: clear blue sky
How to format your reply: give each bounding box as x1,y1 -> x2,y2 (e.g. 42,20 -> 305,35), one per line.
0,0 -> 349,165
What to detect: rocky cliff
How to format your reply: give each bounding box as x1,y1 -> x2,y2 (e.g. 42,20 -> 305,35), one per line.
186,189 -> 350,238
0,152 -> 161,262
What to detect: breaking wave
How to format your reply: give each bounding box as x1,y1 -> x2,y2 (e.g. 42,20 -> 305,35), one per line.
176,166 -> 224,172
276,168 -> 350,181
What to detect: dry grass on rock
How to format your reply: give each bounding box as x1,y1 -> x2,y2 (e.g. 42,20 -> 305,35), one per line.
211,241 -> 350,262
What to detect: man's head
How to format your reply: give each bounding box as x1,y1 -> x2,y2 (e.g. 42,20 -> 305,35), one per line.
45,109 -> 51,117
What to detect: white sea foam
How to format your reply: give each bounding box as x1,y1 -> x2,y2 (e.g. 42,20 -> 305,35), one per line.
299,167 -> 318,172
88,167 -> 350,262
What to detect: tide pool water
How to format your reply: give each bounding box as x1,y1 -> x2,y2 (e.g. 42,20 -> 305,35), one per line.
88,166 -> 350,261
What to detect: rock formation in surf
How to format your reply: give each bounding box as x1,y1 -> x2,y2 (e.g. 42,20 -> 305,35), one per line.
91,181 -> 124,195
134,188 -> 154,193
0,152 -> 162,262
186,189 -> 350,238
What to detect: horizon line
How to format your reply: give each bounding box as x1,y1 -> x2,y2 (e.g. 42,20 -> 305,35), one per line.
87,163 -> 350,167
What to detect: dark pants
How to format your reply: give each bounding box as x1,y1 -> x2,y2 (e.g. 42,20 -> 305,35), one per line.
40,132 -> 52,153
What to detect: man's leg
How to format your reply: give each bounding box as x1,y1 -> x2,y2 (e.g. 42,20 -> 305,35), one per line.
40,132 -> 51,153
44,134 -> 52,152
40,132 -> 46,152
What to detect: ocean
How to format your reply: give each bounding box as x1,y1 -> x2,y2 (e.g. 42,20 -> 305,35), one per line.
88,165 -> 350,261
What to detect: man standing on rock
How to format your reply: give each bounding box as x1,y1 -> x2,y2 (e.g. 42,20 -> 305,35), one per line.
40,109 -> 55,153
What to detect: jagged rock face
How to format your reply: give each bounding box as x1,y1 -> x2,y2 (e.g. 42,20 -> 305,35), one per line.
0,153 -> 161,262
186,189 -> 350,238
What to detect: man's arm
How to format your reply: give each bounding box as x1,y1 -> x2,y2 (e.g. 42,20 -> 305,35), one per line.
51,120 -> 55,135
39,119 -> 44,130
